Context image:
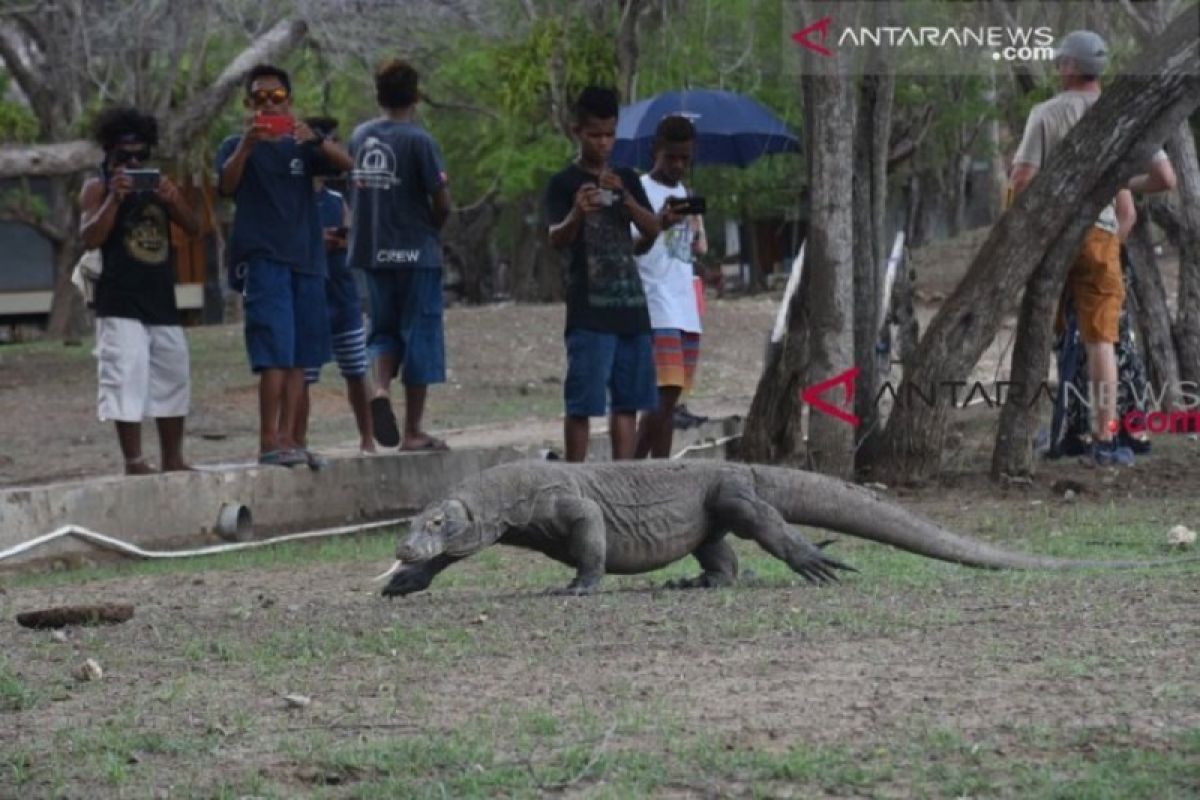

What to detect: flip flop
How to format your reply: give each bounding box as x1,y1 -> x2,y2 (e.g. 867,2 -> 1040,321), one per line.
258,448 -> 307,468
400,436 -> 449,452
370,397 -> 401,448
303,449 -> 329,471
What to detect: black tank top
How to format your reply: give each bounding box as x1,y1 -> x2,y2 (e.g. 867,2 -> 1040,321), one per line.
94,182 -> 179,325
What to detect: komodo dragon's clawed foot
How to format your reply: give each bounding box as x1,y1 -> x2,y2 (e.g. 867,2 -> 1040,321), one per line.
546,577 -> 601,597
788,550 -> 857,585
663,572 -> 736,590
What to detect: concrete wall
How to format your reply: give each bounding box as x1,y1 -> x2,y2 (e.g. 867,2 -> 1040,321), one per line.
0,417 -> 742,571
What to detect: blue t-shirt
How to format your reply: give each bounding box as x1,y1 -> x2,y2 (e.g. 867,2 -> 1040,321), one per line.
316,186 -> 349,279
215,135 -> 332,275
346,118 -> 447,271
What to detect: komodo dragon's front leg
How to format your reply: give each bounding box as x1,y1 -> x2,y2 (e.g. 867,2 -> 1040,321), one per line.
547,495 -> 608,596
709,476 -> 854,584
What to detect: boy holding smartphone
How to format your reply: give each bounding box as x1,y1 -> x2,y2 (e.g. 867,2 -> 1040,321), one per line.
633,115 -> 707,458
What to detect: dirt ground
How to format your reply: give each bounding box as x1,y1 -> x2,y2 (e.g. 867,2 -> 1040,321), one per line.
2,230 -> 1199,797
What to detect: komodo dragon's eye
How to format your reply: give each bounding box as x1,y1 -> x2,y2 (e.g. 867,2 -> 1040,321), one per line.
429,516 -> 444,529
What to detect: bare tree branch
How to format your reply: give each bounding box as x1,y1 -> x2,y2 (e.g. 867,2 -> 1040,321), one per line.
162,17 -> 309,153
0,141 -> 101,180
0,207 -> 67,244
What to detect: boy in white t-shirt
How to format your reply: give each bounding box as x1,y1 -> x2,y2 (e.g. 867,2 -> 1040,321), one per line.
633,115 -> 707,458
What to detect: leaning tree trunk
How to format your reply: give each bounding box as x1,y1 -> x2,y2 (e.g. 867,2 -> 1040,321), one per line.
866,19 -> 1200,484
1165,121 -> 1200,385
852,69 -> 894,451
1125,209 -> 1184,409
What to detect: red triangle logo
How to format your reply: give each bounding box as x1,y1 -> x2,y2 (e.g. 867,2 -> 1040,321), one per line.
801,366 -> 860,427
792,16 -> 834,57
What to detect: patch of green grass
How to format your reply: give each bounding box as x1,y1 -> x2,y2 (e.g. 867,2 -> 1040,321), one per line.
0,657 -> 40,712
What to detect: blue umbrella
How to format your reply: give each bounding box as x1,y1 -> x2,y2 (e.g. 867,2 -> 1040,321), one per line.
612,89 -> 800,170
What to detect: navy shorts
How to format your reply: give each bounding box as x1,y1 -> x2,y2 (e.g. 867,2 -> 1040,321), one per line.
243,258 -> 331,372
563,328 -> 657,417
365,268 -> 445,386
304,263 -> 369,385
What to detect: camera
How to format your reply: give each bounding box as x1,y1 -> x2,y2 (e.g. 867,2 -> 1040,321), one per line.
667,195 -> 707,215
595,187 -> 623,207
125,169 -> 161,193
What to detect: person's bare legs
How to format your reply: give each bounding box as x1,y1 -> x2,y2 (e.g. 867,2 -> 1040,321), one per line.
292,382 -> 311,449
278,368 -> 305,450
373,354 -> 399,400
155,416 -> 190,471
347,375 -> 375,452
610,411 -> 638,460
565,415 -> 590,462
115,421 -> 155,475
1085,342 -> 1119,443
400,383 -> 445,449
635,386 -> 682,459
258,368 -> 287,454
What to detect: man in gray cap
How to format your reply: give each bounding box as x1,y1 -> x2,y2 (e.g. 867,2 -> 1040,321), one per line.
1009,29 -> 1176,467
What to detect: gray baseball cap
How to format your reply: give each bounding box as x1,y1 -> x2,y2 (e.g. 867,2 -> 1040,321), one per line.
1054,30 -> 1109,76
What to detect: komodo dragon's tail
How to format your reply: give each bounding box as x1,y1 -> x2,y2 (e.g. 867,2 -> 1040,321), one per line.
748,465 -> 1198,570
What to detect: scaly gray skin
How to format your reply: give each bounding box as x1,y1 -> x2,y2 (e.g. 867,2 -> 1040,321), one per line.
381,460 -> 1194,597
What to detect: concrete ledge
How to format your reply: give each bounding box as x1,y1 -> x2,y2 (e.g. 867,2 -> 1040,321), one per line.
0,417 -> 742,570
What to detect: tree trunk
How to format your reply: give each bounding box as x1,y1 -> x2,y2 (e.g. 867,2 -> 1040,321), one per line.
852,70 -> 894,449
509,192 -> 563,303
43,176 -> 89,342
442,195 -> 501,304
615,0 -> 644,103
1165,121 -> 1200,385
866,19 -> 1200,484
1125,209 -> 1184,409
799,70 -> 857,477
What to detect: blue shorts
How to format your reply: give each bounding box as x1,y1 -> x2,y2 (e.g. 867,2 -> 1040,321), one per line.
306,259 -> 368,384
564,328 -> 657,417
365,269 -> 445,386
243,259 -> 331,372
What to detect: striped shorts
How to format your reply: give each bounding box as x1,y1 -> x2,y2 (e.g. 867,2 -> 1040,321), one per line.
304,325 -> 368,384
652,328 -> 701,391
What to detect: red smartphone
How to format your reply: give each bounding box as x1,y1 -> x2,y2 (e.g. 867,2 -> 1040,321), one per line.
255,112 -> 293,138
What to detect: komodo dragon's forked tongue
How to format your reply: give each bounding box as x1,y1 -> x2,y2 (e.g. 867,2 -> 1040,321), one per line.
750,465 -> 1200,570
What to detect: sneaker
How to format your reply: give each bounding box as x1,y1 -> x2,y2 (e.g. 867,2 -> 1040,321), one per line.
1118,430 -> 1152,455
1087,440 -> 1135,467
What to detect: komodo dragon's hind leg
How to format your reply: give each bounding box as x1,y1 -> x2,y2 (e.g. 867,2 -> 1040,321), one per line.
664,536 -> 738,589
711,481 -> 854,584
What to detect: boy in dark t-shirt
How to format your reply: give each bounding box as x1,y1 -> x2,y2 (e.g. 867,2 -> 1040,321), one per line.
215,63 -> 353,467
347,59 -> 452,452
544,86 -> 661,462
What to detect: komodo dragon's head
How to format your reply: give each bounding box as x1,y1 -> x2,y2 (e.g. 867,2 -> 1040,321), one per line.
393,498 -> 476,563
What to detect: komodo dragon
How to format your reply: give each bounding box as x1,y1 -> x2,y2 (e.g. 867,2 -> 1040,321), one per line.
377,460 -> 1192,597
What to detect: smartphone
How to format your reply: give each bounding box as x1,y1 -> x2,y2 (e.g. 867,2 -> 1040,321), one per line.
595,187 -> 624,207
125,168 -> 161,193
255,112 -> 294,137
668,195 -> 707,215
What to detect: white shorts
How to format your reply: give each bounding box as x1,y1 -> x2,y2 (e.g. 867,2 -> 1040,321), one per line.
95,318 -> 191,422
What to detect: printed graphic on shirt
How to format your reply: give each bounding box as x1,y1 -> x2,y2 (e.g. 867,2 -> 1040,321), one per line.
125,203 -> 169,266
352,137 -> 400,190
584,207 -> 645,309
662,223 -> 695,264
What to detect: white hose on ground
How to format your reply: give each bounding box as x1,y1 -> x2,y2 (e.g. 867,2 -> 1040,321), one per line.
0,517 -> 411,564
